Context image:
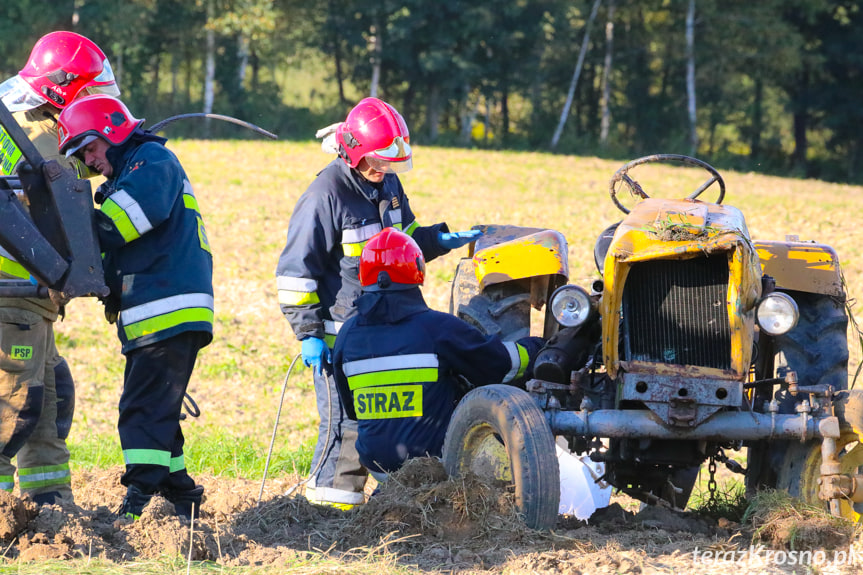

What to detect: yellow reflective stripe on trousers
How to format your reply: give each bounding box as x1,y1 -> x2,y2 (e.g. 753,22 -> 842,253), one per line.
502,342 -> 529,383
277,276 -> 320,306
354,384 -> 423,419
0,256 -> 30,279
18,463 -> 71,489
323,320 -> 341,350
0,475 -> 14,492
120,293 -> 214,340
403,221 -> 419,236
170,454 -> 185,473
124,448 -> 171,466
101,190 -> 154,243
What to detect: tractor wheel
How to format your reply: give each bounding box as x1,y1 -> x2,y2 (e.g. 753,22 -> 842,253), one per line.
775,431 -> 863,521
746,292 -> 851,515
449,258 -> 531,341
442,384 -> 560,530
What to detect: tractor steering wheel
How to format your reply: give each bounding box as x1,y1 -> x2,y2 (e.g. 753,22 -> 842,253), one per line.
608,154 -> 726,214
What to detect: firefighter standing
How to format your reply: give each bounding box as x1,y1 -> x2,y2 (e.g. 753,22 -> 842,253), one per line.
57,95 -> 213,520
275,97 -> 481,508
333,228 -> 544,476
0,31 -> 119,505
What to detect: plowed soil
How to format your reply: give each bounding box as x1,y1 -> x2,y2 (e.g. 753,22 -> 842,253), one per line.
0,458 -> 860,574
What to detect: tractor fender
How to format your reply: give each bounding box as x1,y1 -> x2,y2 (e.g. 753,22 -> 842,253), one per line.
470,224 -> 568,291
754,240 -> 844,298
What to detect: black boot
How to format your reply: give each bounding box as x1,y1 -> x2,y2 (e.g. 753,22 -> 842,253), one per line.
119,484 -> 153,520
31,491 -> 62,506
162,485 -> 204,520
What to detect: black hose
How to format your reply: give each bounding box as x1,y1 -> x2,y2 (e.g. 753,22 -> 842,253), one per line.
148,113 -> 278,140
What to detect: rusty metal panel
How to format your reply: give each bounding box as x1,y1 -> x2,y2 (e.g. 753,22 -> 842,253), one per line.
754,240 -> 844,298
471,225 -> 568,291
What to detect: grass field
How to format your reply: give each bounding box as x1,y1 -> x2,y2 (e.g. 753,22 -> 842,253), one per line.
39,141 -> 863,572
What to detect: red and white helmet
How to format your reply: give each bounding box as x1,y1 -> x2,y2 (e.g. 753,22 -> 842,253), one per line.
0,31 -> 119,113
336,97 -> 412,174
359,227 -> 425,290
57,95 -> 143,157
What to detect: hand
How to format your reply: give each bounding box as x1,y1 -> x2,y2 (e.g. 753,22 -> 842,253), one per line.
301,337 -> 332,375
438,229 -> 483,250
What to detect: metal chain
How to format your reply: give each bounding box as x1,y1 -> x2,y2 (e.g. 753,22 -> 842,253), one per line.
707,455 -> 718,506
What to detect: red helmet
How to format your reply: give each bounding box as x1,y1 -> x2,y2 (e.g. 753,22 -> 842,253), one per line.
57,95 -> 143,157
336,97 -> 412,174
359,228 -> 425,290
17,31 -> 119,110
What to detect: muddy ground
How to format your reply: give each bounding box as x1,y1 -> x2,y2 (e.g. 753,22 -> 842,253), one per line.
0,458 -> 859,574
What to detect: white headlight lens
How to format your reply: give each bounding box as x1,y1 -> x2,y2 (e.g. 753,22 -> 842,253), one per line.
550,285 -> 592,327
757,292 -> 799,336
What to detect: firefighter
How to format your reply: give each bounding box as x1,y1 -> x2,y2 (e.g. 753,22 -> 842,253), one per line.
57,95 -> 213,520
332,228 -> 544,477
275,97 -> 481,508
0,31 -> 120,505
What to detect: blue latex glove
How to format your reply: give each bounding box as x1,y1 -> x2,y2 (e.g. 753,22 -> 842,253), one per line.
301,337 -> 331,375
438,229 -> 483,250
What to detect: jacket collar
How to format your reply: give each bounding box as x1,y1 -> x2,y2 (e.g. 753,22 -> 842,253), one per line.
355,287 -> 428,323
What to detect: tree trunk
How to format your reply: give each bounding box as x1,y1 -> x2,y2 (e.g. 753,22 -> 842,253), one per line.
329,0 -> 346,105
171,51 -> 180,107
203,0 -> 216,135
749,77 -> 763,162
237,34 -> 249,93
685,0 -> 697,156
369,19 -> 382,98
251,47 -> 260,91
501,84 -> 509,144
550,0 -> 602,150
599,0 -> 615,146
427,84 -> 441,142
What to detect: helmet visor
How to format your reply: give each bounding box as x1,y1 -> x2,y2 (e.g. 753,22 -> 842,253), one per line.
366,136 -> 412,173
0,75 -> 48,113
365,155 -> 413,174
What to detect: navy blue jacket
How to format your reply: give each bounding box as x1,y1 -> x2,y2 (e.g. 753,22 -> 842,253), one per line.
96,134 -> 214,354
276,158 -> 448,346
333,288 -> 544,473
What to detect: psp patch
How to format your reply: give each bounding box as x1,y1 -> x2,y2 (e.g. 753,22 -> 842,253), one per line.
11,346 -> 33,360
354,384 -> 422,420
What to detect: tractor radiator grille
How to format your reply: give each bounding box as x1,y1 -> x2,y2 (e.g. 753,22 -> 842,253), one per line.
622,255 -> 731,369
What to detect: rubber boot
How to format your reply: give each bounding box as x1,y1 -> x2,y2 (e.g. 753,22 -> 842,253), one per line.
162,485 -> 204,520
119,484 -> 153,520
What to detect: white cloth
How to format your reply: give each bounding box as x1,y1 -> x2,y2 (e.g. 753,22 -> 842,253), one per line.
315,122 -> 343,154
556,443 -> 612,520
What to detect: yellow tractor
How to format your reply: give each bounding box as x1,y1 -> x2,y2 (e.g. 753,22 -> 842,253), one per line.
443,154 -> 863,530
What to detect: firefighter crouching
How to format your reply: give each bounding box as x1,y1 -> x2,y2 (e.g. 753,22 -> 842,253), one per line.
332,228 -> 544,479
57,95 -> 214,520
0,31 -> 120,505
275,97 -> 481,508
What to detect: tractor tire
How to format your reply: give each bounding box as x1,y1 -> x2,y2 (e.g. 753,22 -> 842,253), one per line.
746,292 -> 852,516
449,258 -> 531,341
442,384 -> 560,530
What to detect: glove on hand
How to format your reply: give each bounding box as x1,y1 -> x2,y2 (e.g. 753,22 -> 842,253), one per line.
48,289 -> 71,307
301,337 -> 332,375
438,229 -> 483,250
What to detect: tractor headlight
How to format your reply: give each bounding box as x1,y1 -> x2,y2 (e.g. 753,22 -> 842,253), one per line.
757,292 -> 799,336
550,285 -> 592,328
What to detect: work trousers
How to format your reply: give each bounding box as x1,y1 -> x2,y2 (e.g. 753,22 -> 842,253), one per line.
0,308 -> 74,504
305,366 -> 366,506
118,332 -> 206,495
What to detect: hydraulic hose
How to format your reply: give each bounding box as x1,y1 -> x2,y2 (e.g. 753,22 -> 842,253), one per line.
148,113 -> 278,140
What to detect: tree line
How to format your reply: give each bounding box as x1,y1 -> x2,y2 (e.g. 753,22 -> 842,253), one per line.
1,0 -> 861,183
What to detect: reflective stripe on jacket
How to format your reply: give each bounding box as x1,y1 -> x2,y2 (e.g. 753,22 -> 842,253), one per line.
332,288 -> 544,473
97,139 -> 213,354
275,158 -> 449,344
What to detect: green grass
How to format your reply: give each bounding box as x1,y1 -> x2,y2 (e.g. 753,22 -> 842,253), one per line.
69,427 -> 314,479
